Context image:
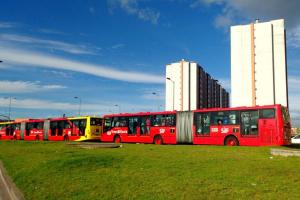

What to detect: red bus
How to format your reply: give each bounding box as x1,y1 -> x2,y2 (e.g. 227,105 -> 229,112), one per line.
101,104 -> 291,146
101,111 -> 177,144
0,121 -> 21,140
192,104 -> 291,146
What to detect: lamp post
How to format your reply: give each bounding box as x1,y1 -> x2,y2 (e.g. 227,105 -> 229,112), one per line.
4,97 -> 16,120
152,92 -> 161,111
74,96 -> 82,116
166,77 -> 175,111
114,104 -> 120,113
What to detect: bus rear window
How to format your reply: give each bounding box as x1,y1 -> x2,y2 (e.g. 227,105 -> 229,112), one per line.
90,118 -> 102,126
260,109 -> 275,119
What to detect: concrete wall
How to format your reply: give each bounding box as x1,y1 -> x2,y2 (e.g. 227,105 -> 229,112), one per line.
231,24 -> 253,107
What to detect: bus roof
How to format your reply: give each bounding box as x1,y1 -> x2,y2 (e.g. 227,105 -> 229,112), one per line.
67,116 -> 102,120
193,104 -> 282,113
103,111 -> 177,118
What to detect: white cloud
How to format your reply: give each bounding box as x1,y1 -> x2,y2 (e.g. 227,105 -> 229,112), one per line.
0,33 -> 99,55
288,76 -> 300,93
37,28 -> 66,35
42,70 -> 72,78
0,47 -> 164,84
0,21 -> 17,28
111,43 -> 125,49
287,26 -> 300,48
0,98 -> 156,116
192,0 -> 300,46
89,7 -> 96,14
108,0 -> 160,24
0,80 -> 66,93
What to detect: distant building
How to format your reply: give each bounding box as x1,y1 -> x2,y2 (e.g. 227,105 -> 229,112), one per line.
231,19 -> 288,107
165,60 -> 229,111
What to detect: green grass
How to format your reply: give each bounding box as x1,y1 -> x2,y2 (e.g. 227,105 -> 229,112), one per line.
1,141 -> 300,200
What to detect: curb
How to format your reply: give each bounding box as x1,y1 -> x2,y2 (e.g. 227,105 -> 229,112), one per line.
0,161 -> 25,200
271,148 -> 300,157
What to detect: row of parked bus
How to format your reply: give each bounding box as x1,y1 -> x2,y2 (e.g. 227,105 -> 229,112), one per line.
0,116 -> 102,142
0,104 -> 291,146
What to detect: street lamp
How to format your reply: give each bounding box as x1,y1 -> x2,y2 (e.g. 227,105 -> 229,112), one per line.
152,92 -> 161,111
4,97 -> 16,120
166,77 -> 175,111
114,104 -> 120,113
74,96 -> 82,116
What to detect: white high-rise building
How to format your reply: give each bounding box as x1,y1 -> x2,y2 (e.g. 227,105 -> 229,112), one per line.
165,60 -> 229,111
231,19 -> 288,107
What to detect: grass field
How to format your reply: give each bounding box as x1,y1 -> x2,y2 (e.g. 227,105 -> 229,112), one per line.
0,141 -> 300,200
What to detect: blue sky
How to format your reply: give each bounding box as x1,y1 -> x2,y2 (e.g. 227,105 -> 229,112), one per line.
0,0 -> 300,125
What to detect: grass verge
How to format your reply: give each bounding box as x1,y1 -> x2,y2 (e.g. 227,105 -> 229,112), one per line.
0,141 -> 300,200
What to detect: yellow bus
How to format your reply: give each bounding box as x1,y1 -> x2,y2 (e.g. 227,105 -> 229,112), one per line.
67,116 -> 103,141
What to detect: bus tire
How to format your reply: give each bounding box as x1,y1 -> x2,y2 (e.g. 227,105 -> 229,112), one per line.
114,135 -> 121,143
64,135 -> 69,141
224,136 -> 239,146
153,135 -> 163,145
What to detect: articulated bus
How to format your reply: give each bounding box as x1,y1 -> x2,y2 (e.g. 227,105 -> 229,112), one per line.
101,104 -> 291,146
0,116 -> 103,142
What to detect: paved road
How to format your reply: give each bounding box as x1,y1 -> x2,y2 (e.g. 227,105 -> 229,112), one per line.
0,162 -> 25,200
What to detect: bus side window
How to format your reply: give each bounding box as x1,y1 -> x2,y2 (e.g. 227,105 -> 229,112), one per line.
260,109 -> 275,119
128,116 -> 138,135
37,122 -> 44,129
104,118 -> 112,132
164,114 -> 176,126
152,115 -> 163,126
211,111 -> 239,125
50,121 -> 58,136
195,113 -> 210,135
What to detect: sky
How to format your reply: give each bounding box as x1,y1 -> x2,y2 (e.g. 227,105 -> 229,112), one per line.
0,0 -> 300,125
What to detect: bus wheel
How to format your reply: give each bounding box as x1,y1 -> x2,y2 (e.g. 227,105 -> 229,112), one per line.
154,135 -> 163,145
64,135 -> 69,141
224,136 -> 239,146
114,135 -> 121,143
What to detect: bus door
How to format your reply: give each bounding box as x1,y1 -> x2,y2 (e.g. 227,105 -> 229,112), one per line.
139,116 -> 151,142
89,117 -> 103,136
5,124 -> 11,137
259,109 -> 277,145
12,123 -> 21,140
126,116 -> 139,143
71,119 -> 86,137
240,110 -> 259,145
